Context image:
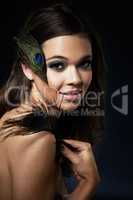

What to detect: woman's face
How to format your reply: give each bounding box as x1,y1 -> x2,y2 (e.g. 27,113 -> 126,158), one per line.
41,34 -> 92,111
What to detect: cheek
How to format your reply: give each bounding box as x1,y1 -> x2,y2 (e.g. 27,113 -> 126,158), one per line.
82,70 -> 92,91
46,68 -> 63,90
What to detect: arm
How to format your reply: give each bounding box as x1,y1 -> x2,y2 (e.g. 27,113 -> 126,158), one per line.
61,139 -> 100,200
66,179 -> 96,200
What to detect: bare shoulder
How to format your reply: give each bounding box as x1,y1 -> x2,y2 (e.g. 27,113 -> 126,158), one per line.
0,132 -> 57,200
0,104 -> 56,156
0,143 -> 12,199
3,131 -> 56,167
0,143 -> 9,175
4,131 -> 56,149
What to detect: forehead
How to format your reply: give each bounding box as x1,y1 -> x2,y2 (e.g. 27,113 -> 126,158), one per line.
42,35 -> 92,61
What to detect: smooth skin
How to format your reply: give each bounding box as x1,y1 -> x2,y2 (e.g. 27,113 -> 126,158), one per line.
0,35 -> 100,199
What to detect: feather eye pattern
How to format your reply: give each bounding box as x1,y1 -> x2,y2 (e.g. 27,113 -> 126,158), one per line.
14,32 -> 44,72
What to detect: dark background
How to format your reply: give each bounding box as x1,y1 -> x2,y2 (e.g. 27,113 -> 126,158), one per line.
0,1 -> 131,199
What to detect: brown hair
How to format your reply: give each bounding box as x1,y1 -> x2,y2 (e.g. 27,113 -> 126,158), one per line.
0,3 -> 106,143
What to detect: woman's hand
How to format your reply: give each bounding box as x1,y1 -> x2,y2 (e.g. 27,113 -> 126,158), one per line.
61,139 -> 100,200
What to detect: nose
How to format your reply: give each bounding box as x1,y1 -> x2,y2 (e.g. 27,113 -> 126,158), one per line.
65,65 -> 82,86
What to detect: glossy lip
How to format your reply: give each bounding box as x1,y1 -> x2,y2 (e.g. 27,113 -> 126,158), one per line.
59,90 -> 82,101
59,89 -> 82,95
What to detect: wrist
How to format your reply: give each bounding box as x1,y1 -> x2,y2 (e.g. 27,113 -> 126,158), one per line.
67,179 -> 97,200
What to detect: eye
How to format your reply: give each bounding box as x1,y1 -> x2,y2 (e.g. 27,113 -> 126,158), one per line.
78,59 -> 92,70
47,61 -> 66,72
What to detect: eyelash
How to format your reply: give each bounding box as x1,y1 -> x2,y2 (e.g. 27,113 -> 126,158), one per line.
47,62 -> 66,71
47,60 -> 92,72
78,60 -> 92,70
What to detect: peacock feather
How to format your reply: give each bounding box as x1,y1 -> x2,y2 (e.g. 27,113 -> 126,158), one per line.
14,32 -> 44,73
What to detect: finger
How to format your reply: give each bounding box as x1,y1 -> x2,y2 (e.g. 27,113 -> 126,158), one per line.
61,145 -> 79,164
63,139 -> 91,151
62,141 -> 80,152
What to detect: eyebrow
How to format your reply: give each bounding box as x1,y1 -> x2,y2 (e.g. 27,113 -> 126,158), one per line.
46,55 -> 92,62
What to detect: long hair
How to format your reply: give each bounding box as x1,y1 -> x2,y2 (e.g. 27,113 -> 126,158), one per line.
0,3 -> 106,143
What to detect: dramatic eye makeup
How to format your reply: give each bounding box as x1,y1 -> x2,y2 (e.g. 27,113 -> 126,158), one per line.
47,60 -> 67,72
77,58 -> 92,70
46,55 -> 93,72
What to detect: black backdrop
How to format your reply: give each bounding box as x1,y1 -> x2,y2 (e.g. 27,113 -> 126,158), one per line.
0,1 -> 131,199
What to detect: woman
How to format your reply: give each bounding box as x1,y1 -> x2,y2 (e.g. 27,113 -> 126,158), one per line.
0,3 -> 105,200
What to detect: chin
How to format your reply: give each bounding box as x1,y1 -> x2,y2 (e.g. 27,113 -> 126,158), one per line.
60,102 -> 79,112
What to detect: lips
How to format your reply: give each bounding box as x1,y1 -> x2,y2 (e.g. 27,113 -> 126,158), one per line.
59,90 -> 82,101
59,90 -> 82,95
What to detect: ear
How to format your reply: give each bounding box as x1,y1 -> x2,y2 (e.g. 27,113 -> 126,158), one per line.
21,63 -> 33,80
